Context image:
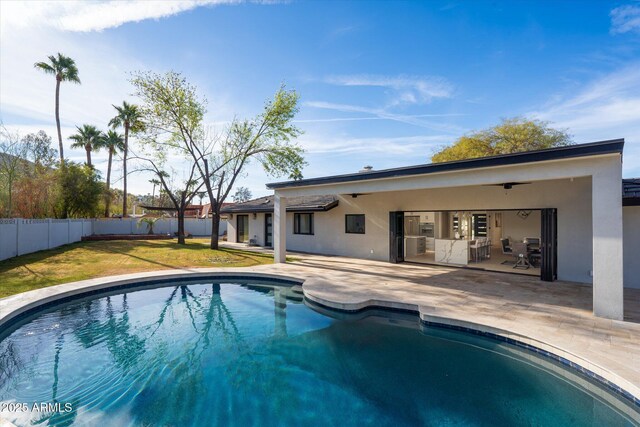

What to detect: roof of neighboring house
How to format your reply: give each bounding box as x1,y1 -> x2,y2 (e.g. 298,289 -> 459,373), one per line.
623,178 -> 640,206
221,195 -> 339,213
267,139 -> 625,190
140,205 -> 202,212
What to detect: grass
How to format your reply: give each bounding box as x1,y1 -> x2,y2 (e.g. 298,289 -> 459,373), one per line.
0,239 -> 276,298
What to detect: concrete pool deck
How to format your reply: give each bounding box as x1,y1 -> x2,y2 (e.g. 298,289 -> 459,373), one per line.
1,247 -> 639,405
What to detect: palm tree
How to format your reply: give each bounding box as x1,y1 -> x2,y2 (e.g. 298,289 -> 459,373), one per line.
34,53 -> 81,164
149,178 -> 161,206
96,130 -> 124,217
109,102 -> 144,217
69,124 -> 101,167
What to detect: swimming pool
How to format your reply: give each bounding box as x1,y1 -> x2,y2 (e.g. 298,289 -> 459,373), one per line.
0,279 -> 638,426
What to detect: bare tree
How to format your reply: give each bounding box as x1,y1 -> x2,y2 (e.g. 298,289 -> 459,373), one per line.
0,125 -> 29,217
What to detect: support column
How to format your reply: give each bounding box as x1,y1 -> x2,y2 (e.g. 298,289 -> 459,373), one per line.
592,159 -> 624,320
274,193 -> 287,263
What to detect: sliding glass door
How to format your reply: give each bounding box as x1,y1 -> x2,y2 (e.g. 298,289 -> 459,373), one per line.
540,208 -> 557,281
237,215 -> 249,243
389,211 -> 404,263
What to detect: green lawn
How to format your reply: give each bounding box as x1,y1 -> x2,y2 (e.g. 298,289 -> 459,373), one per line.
0,239 -> 275,298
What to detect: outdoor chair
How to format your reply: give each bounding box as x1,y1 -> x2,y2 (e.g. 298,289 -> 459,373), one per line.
500,238 -> 512,264
512,242 -> 530,269
524,237 -> 540,251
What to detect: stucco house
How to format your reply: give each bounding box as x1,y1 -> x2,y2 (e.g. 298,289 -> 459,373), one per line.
222,139 -> 640,320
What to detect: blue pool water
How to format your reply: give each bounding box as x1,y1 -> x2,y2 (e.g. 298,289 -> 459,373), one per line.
0,280 -> 637,426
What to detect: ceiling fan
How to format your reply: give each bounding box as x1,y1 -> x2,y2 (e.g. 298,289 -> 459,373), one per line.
486,182 -> 532,190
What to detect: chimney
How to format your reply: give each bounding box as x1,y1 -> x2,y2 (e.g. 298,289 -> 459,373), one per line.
359,165 -> 373,173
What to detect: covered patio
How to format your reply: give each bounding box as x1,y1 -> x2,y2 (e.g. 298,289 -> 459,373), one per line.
267,140 -> 627,320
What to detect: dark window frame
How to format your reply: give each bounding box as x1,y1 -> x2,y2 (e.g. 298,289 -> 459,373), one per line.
293,213 -> 314,235
345,214 -> 366,234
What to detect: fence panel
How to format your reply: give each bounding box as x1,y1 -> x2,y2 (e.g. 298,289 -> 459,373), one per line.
218,220 -> 227,236
0,219 -> 18,261
185,219 -> 207,236
93,219 -> 133,235
69,220 -> 85,242
82,220 -> 94,236
50,220 -> 70,248
18,219 -> 49,256
152,219 -> 173,235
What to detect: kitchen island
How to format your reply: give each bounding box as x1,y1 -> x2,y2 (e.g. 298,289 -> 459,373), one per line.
434,239 -> 469,265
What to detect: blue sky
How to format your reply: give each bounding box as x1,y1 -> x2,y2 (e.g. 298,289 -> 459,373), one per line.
1,0 -> 639,199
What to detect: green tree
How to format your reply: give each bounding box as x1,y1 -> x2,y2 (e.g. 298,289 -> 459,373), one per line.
206,87 -> 305,248
232,187 -> 252,203
129,71 -> 306,248
14,130 -> 59,218
149,178 -> 161,206
109,101 -> 144,217
95,130 -> 124,217
69,124 -> 102,167
56,162 -> 103,218
129,71 -> 212,244
138,217 -> 160,234
431,117 -> 572,163
34,53 -> 81,163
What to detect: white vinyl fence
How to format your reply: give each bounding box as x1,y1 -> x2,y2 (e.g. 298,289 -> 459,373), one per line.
0,218 -> 227,262
0,218 -> 94,261
92,218 -> 226,237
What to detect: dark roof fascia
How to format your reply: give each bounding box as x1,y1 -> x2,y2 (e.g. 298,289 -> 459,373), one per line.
221,200 -> 339,214
266,139 -> 625,190
623,198 -> 640,207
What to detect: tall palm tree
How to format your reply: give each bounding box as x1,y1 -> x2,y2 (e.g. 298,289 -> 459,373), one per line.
96,130 -> 124,217
34,53 -> 81,164
149,178 -> 161,206
109,102 -> 144,217
69,124 -> 101,167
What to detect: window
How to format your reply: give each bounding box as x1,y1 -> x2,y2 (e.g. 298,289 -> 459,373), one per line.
345,214 -> 365,234
294,213 -> 314,235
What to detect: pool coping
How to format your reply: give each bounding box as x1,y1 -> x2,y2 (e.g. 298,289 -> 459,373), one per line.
1,268 -> 639,411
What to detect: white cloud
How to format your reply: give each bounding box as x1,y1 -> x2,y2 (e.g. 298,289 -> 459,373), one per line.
299,134 -> 450,155
293,112 -> 464,124
530,64 -> 640,177
0,0 -> 247,33
304,101 -> 464,133
324,74 -> 453,105
610,4 -> 640,34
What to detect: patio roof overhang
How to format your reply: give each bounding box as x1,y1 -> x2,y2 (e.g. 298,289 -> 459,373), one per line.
267,139 -> 624,196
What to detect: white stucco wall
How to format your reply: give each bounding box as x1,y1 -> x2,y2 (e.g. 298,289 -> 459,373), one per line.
227,213 -> 268,245
623,206 -> 640,289
501,210 -> 541,242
